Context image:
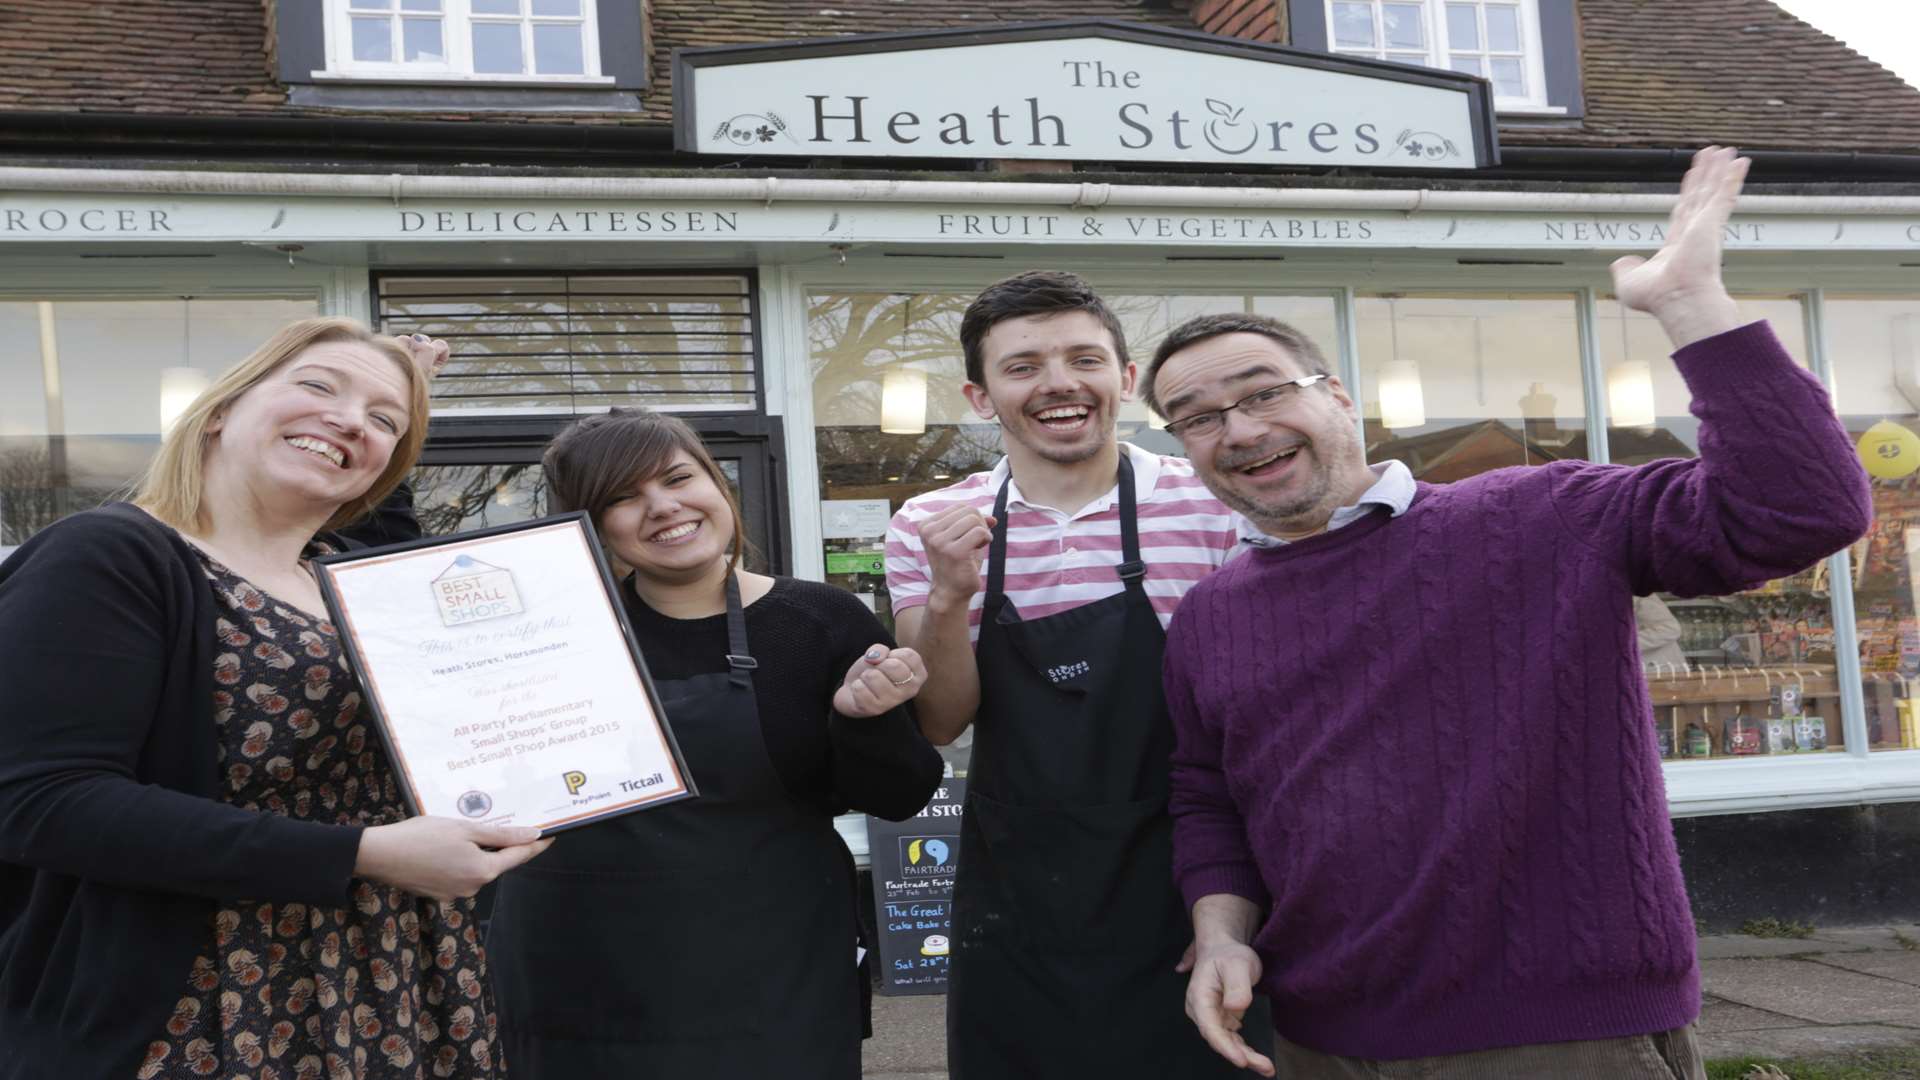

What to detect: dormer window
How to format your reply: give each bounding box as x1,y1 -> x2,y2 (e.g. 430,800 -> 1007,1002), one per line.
323,0 -> 606,82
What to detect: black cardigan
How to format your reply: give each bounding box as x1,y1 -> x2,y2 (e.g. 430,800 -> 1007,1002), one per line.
0,504 -> 365,1080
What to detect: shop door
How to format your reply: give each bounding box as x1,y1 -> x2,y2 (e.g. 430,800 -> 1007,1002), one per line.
408,416 -> 787,574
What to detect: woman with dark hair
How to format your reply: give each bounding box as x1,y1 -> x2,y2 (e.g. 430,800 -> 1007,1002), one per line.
487,407 -> 943,1078
0,321 -> 552,1080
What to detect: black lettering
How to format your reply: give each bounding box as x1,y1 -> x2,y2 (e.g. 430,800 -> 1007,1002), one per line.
548,213 -> 569,232
1308,123 -> 1338,152
1122,69 -> 1140,89
686,211 -> 704,231
963,214 -> 982,235
1167,110 -> 1191,150
1028,98 -> 1066,147
1117,103 -> 1152,149
715,211 -> 737,232
608,210 -> 627,232
1288,219 -> 1304,239
78,210 -> 105,232
575,210 -> 600,230
660,211 -> 679,232
1259,220 -> 1279,239
634,212 -> 653,232
149,209 -> 172,232
888,111 -> 921,143
1063,60 -> 1090,87
987,105 -> 1011,146
117,210 -> 136,230
938,213 -> 955,234
1268,121 -> 1294,151
436,212 -> 454,232
1180,218 -> 1201,238
400,211 -> 426,232
938,112 -> 973,145
513,211 -> 538,231
1545,222 -> 1566,241
1357,220 -> 1373,239
3,210 -> 22,231
39,210 -> 67,230
809,95 -> 869,143
1355,123 -> 1380,154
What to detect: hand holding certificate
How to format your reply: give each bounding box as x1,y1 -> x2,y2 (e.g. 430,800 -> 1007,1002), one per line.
315,512 -> 694,833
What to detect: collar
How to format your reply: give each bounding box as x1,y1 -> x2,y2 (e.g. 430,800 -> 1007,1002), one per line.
1237,460 -> 1416,547
989,442 -> 1164,518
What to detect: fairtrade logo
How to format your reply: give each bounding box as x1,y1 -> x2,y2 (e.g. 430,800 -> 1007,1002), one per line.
563,770 -> 588,796
714,110 -> 794,147
906,838 -> 953,867
456,790 -> 493,818
1201,98 -> 1256,154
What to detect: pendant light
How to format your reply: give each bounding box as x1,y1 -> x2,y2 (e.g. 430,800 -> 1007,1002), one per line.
1377,298 -> 1425,429
159,297 -> 209,434
879,296 -> 927,435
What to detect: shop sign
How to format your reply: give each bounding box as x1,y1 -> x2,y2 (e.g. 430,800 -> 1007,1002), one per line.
673,20 -> 1497,169
5,194 -> 1920,252
867,778 -> 966,995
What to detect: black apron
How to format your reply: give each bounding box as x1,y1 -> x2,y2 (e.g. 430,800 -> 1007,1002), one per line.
488,576 -> 863,1080
947,454 -> 1269,1079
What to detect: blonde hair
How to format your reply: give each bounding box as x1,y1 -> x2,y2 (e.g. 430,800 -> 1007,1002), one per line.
135,317 -> 430,534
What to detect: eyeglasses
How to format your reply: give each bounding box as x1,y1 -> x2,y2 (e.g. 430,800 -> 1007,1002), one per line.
1161,374 -> 1330,441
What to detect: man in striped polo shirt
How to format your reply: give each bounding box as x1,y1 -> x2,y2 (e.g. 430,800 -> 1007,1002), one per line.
885,271 -> 1263,1078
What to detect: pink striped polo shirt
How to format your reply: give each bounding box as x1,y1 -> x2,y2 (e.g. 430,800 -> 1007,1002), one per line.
885,443 -> 1239,640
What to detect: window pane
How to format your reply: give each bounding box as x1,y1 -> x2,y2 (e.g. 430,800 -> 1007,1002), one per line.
351,16 -> 393,62
349,0 -> 393,8
1355,293 -> 1586,481
1387,52 -> 1428,66
1333,2 -> 1376,47
1485,4 -> 1522,50
472,21 -> 525,74
1382,3 -> 1426,48
399,0 -> 440,9
1489,56 -> 1526,97
1446,3 -> 1479,49
0,298 -> 319,552
473,0 -> 521,12
402,17 -> 443,61
1590,297 -> 1835,761
1450,55 -> 1484,75
532,23 -> 584,74
1827,295 -> 1920,752
531,0 -> 581,14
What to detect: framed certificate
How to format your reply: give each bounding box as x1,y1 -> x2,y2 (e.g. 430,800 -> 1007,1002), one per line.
314,512 -> 695,833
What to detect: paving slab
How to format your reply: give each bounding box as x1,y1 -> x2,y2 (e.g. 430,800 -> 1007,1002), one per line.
1702,958 -> 1920,1024
1698,935 -> 1833,960
1812,950 -> 1920,992
1805,928 -> 1909,952
865,993 -> 947,1075
1699,998 -> 1813,1034
1699,1023 -> 1920,1061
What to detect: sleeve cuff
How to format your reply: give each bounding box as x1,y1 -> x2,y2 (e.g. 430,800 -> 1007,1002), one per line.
1179,863 -> 1269,914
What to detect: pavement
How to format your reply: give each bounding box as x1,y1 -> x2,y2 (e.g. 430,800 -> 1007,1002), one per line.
862,926 -> 1920,1078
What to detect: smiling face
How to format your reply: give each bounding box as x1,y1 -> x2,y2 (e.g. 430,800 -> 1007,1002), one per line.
599,456 -> 739,585
962,310 -> 1134,469
1153,331 -> 1374,539
202,340 -> 411,519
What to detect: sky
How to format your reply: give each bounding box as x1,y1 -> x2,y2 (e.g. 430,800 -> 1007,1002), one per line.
1771,0 -> 1920,90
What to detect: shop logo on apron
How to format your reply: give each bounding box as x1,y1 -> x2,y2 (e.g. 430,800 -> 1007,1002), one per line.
431,555 -> 526,627
1045,660 -> 1092,685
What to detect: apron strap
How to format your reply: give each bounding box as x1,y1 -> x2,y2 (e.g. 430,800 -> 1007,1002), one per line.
986,474 -> 1016,605
722,573 -> 758,688
1114,451 -> 1145,585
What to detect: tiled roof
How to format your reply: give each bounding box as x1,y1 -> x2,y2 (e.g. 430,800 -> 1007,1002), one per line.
1505,0 -> 1920,150
1,0 -> 1917,156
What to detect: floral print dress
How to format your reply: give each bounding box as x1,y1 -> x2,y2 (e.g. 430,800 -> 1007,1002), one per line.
136,549 -> 503,1080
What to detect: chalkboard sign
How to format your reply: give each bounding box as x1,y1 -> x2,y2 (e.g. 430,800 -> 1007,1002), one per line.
866,777 -> 965,996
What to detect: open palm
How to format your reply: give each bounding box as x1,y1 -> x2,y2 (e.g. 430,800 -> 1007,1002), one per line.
1609,146 -> 1749,315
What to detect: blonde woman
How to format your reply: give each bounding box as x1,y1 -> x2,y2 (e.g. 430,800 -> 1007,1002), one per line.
0,318 -> 551,1080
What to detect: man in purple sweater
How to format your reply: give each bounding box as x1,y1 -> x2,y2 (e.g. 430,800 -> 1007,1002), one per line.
1140,147 -> 1873,1078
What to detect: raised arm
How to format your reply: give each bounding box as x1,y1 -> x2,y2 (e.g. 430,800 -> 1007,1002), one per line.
886,503 -> 991,746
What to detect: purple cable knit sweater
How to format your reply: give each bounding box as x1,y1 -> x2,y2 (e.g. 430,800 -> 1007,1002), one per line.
1165,321 -> 1873,1060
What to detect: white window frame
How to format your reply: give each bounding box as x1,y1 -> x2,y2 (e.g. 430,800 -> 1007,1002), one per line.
319,0 -> 610,85
1324,0 -> 1561,114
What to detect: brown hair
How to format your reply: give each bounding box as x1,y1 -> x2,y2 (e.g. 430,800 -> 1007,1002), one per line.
959,270 -> 1130,386
134,317 -> 427,534
543,408 -> 747,574
1141,312 -> 1333,416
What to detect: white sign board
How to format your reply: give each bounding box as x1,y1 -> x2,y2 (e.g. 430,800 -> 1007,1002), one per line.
820,499 -> 894,539
674,22 -> 1495,169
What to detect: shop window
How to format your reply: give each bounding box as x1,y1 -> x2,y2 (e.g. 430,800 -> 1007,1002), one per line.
0,296 -> 321,555
376,274 -> 758,416
324,0 -> 602,80
1827,295 -> 1920,753
1297,0 -> 1577,114
1593,295 -> 1842,762
1355,292 -> 1586,481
